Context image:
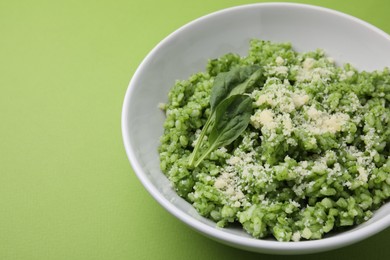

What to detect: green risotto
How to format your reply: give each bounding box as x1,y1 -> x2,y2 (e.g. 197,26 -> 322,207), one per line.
158,39 -> 390,241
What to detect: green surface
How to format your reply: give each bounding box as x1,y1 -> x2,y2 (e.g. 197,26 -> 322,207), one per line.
0,0 -> 389,259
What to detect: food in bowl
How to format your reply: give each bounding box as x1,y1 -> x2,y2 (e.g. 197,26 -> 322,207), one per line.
158,39 -> 390,241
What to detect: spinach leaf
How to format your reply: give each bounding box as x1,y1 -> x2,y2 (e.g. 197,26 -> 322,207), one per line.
193,94 -> 252,167
210,65 -> 260,111
188,65 -> 262,167
187,115 -> 214,166
229,68 -> 263,96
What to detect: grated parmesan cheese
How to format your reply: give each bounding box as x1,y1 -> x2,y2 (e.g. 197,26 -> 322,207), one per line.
275,56 -> 285,65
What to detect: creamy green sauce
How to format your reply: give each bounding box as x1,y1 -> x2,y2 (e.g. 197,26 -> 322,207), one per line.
159,39 -> 390,241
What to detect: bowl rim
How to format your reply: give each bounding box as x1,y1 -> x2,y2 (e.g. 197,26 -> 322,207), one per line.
122,2 -> 390,254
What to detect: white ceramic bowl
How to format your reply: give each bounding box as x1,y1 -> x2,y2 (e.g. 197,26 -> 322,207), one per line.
122,3 -> 390,254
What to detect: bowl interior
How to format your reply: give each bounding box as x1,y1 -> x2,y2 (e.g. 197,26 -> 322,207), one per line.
122,3 -> 390,254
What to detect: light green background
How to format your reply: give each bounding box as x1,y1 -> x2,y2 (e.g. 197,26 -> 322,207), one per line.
0,0 -> 389,259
